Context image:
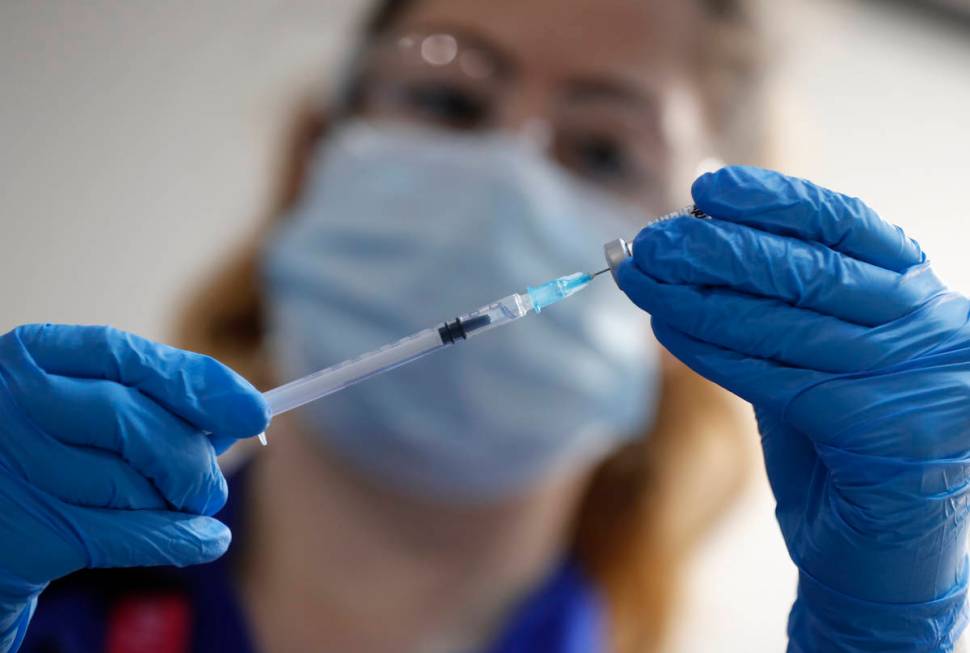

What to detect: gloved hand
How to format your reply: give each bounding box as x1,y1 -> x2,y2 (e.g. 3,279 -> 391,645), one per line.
616,167 -> 970,653
0,324 -> 269,652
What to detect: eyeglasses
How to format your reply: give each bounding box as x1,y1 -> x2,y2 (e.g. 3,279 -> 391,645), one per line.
342,28 -> 675,209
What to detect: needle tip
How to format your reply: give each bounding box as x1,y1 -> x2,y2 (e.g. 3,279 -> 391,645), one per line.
257,432 -> 268,446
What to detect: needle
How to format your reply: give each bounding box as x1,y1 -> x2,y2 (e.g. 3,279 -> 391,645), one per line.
592,267 -> 612,278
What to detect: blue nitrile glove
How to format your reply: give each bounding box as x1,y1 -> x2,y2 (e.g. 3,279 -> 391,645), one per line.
616,167 -> 970,653
0,324 -> 269,652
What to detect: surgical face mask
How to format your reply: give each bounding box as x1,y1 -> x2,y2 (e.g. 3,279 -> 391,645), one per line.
262,120 -> 660,501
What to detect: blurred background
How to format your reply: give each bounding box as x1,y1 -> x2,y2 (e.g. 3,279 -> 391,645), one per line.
1,1 -> 968,651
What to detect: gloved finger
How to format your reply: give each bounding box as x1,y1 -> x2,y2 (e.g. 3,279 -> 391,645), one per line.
13,324 -> 269,445
0,407 -> 166,510
56,379 -> 227,516
649,318 -> 827,411
617,260 -> 961,372
631,216 -> 945,326
0,335 -> 228,515
692,167 -> 924,272
11,372 -> 227,516
31,446 -> 169,511
1,490 -> 231,584
69,508 -> 230,572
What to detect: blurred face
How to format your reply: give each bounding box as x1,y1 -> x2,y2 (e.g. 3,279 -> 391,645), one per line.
265,0 -> 711,500
351,0 -> 716,213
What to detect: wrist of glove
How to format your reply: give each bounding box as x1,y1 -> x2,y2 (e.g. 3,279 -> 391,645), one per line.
616,166 -> 970,651
788,569 -> 969,653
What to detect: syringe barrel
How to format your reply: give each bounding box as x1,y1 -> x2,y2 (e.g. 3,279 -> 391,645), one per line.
264,327 -> 446,416
263,294 -> 532,418
453,293 -> 532,339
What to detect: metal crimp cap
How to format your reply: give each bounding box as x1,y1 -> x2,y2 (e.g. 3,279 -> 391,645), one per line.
603,238 -> 634,284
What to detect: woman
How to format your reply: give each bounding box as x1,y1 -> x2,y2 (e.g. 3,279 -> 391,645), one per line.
6,0 -> 968,652
179,1 -> 763,651
190,1 -> 762,650
7,1 -> 760,652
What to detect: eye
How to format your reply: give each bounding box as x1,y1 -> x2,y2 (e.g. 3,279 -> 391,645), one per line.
556,132 -> 637,185
398,81 -> 491,131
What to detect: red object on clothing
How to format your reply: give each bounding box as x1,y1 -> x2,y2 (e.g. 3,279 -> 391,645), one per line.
106,594 -> 191,653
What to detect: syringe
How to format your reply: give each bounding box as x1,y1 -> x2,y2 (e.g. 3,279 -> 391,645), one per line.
252,205 -> 708,445
256,271 -> 598,443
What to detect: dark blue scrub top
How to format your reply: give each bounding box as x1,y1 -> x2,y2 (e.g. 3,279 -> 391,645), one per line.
20,467 -> 605,653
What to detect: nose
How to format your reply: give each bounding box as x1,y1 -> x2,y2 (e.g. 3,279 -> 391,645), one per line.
494,85 -> 555,153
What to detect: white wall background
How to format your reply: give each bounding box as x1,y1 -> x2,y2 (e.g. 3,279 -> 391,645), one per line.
0,0 -> 361,340
1,1 -> 968,651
